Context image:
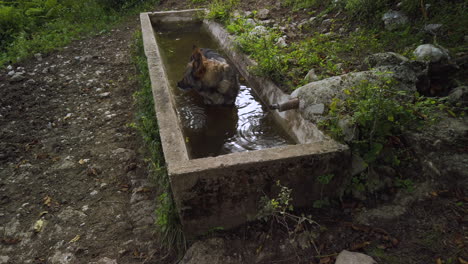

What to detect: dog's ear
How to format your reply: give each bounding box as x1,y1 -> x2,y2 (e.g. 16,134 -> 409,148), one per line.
191,46 -> 206,79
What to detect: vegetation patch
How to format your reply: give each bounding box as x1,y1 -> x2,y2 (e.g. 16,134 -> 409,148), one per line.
131,30 -> 186,254
0,0 -> 160,67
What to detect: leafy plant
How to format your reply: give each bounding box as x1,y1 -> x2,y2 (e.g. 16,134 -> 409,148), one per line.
257,181 -> 320,251
206,0 -> 238,22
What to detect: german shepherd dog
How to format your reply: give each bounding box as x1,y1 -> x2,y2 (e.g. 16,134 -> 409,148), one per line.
177,46 -> 240,105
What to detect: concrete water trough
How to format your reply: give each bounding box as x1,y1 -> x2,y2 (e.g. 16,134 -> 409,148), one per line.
140,9 -> 351,236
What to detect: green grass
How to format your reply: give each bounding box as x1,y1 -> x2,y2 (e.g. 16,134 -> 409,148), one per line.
0,0 -> 160,67
131,30 -> 186,255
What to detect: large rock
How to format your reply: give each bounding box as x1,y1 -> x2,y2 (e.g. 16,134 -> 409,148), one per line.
364,52 -> 409,69
403,116 -> 468,186
256,8 -> 270,20
382,10 -> 409,30
179,238 -> 240,264
448,86 -> 468,106
413,44 -> 450,63
291,66 -> 418,123
335,250 -> 376,264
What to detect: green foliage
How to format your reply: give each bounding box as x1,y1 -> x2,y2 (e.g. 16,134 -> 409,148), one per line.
206,0 -> 238,22
258,181 -> 319,236
131,31 -> 185,254
281,0 -> 325,10
325,75 -> 438,164
344,0 -> 389,21
0,0 -> 160,67
229,18 -> 383,89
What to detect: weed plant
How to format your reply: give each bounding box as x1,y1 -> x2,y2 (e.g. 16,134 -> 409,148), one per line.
131,31 -> 186,254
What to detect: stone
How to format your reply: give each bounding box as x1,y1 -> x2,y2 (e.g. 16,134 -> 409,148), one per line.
364,52 -> 409,69
179,238 -> 238,264
335,250 -> 376,264
276,36 -> 287,48
0,256 -> 10,264
423,23 -> 444,35
350,154 -> 367,176
304,69 -> 319,83
80,55 -> 93,63
96,257 -> 118,264
243,11 -> 253,18
256,8 -> 270,20
34,53 -> 43,61
11,72 -> 25,82
382,10 -> 409,30
448,86 -> 468,106
250,25 -> 268,37
6,65 -> 13,70
99,92 -> 111,98
245,18 -> 256,26
49,251 -> 76,264
413,44 -> 450,62
338,118 -> 357,142
308,16 -> 317,24
321,18 -> 333,32
7,70 -> 15,76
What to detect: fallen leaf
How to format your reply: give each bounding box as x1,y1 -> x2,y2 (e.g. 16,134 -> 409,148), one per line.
43,196 -> 52,207
319,257 -> 331,264
120,184 -> 130,192
436,258 -> 442,264
349,241 -> 371,250
78,159 -> 89,165
69,235 -> 80,243
459,257 -> 468,264
33,219 -> 44,233
39,211 -> 48,217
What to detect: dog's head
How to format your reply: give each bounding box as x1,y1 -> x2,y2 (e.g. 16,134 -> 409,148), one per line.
177,45 -> 206,91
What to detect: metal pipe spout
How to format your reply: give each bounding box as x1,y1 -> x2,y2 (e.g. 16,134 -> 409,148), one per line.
269,98 -> 300,112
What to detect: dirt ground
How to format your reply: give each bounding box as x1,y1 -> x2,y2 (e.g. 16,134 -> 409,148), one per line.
1,1 -> 467,264
0,17 -> 163,263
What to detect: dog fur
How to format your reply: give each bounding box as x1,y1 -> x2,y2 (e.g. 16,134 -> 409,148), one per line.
177,46 -> 239,105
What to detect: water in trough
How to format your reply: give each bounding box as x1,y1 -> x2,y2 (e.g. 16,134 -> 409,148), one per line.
155,22 -> 294,159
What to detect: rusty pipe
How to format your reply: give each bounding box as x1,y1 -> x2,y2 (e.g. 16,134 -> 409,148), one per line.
269,98 -> 300,112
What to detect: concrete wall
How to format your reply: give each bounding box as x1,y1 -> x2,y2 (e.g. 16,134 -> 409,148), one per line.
140,10 -> 351,236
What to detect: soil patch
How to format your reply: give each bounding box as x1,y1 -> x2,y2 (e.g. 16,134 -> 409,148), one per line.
0,18 -> 164,263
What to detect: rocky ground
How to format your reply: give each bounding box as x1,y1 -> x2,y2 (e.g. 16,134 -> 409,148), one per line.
0,18 -> 163,263
1,1 -> 467,264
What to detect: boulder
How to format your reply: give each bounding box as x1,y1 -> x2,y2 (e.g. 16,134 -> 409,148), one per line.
413,44 -> 450,63
382,10 -> 409,30
423,24 -> 444,35
304,69 -> 319,83
364,52 -> 409,69
335,250 -> 376,264
291,66 -> 418,123
179,238 -> 239,264
447,86 -> 468,106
